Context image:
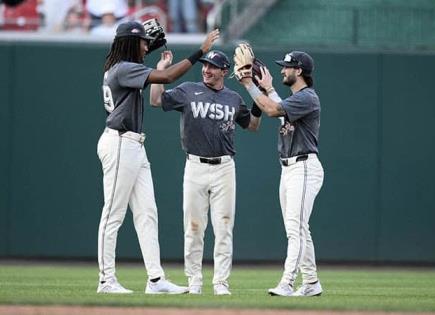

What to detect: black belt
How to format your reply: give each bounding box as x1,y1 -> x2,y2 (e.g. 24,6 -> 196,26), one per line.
186,154 -> 224,165
281,154 -> 309,167
199,157 -> 222,165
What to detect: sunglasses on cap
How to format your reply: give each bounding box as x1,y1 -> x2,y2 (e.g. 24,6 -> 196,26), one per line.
284,53 -> 303,67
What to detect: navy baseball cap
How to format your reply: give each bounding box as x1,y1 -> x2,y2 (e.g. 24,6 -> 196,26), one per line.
199,50 -> 230,69
275,51 -> 314,75
115,21 -> 153,41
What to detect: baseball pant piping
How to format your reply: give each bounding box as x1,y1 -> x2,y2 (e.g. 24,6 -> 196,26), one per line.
99,136 -> 122,279
183,168 -> 209,287
128,153 -> 164,280
209,163 -> 235,285
279,156 -> 323,286
183,158 -> 235,287
97,132 -> 164,282
290,161 -> 307,276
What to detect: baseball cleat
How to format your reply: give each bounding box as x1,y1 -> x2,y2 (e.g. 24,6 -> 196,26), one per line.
97,279 -> 133,294
268,282 -> 294,296
145,278 -> 189,294
213,283 -> 231,295
188,285 -> 202,294
293,281 -> 323,296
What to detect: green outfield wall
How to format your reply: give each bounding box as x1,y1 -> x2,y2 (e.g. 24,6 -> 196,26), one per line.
244,0 -> 435,50
0,42 -> 434,263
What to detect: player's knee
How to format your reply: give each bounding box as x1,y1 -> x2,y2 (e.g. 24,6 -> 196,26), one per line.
190,220 -> 200,232
222,216 -> 231,225
286,230 -> 300,240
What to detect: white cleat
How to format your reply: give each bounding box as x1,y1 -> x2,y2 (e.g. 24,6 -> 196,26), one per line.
97,279 -> 133,294
188,285 -> 202,295
145,278 -> 189,295
293,281 -> 323,297
213,283 -> 231,295
268,282 -> 294,297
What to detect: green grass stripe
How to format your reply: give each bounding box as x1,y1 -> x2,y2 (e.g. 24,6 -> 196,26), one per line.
0,264 -> 434,311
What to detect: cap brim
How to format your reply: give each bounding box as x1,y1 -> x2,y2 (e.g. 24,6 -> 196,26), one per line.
115,33 -> 153,41
199,58 -> 227,69
275,60 -> 299,67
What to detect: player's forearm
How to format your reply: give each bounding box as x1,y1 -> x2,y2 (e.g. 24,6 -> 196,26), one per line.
150,84 -> 164,107
163,59 -> 195,82
266,87 -> 282,103
247,115 -> 261,131
148,60 -> 190,84
168,49 -> 205,81
244,83 -> 283,117
149,50 -> 203,84
257,95 -> 284,117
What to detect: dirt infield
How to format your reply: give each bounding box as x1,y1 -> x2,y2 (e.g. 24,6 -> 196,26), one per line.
0,306 -> 432,315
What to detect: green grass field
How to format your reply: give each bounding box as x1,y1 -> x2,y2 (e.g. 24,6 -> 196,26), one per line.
1,263 -> 435,312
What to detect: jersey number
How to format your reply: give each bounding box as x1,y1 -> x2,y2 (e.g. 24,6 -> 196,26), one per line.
102,85 -> 115,113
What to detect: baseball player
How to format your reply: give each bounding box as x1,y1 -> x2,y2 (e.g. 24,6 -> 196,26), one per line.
234,46 -> 324,297
149,50 -> 261,295
96,20 -> 219,294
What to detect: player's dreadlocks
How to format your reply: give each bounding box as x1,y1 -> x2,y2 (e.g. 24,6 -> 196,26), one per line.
104,37 -> 144,72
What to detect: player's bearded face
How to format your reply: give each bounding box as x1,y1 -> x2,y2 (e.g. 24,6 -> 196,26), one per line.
282,67 -> 297,86
202,63 -> 225,88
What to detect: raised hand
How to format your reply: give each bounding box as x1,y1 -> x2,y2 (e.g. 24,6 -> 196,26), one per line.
156,50 -> 173,70
200,29 -> 220,53
256,66 -> 274,91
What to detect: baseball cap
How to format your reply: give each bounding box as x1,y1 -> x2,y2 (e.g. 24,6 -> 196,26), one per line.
275,51 -> 314,75
199,50 -> 230,69
115,21 -> 153,41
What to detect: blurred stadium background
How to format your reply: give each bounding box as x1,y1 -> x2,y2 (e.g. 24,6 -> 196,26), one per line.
0,0 -> 434,266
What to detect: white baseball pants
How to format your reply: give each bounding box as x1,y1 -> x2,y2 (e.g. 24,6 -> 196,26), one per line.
97,128 -> 164,282
183,155 -> 235,287
279,153 -> 324,286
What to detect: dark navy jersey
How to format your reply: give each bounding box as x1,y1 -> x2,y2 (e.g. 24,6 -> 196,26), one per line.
278,87 -> 320,158
161,82 -> 250,157
103,61 -> 152,133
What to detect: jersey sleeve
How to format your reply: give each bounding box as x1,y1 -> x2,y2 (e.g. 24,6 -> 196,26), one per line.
117,63 -> 152,89
235,95 -> 251,129
279,92 -> 316,122
161,83 -> 189,112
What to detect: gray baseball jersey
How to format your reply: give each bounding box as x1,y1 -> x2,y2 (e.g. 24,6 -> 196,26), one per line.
161,82 -> 250,157
278,87 -> 320,158
103,61 -> 152,133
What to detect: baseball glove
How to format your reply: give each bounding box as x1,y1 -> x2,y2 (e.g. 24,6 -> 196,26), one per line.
143,18 -> 167,53
233,43 -> 254,81
252,57 -> 267,91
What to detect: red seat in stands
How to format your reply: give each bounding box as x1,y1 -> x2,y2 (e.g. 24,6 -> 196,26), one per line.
2,0 -> 39,31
